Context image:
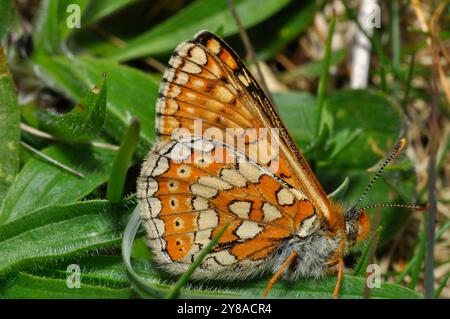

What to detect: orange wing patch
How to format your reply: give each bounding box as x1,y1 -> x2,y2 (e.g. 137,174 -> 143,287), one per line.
138,136 -> 318,276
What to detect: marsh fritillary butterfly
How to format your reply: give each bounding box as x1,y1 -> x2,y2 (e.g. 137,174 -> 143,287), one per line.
137,31 -> 424,298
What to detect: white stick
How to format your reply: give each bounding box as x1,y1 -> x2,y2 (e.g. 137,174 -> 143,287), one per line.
350,0 -> 380,88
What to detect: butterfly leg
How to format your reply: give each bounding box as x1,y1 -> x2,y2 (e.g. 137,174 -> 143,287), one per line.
263,251 -> 298,298
332,257 -> 344,299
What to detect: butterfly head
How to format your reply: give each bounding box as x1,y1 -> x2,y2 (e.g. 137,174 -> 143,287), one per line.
343,207 -> 371,247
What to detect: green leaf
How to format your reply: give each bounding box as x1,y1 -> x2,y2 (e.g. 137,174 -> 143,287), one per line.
325,89 -> 403,170
253,0 -> 317,60
102,0 -> 292,61
435,271 -> 450,299
0,272 -> 133,299
316,15 -> 336,137
107,118 -> 140,202
0,47 -> 20,202
0,145 -> 115,224
0,0 -> 13,43
0,199 -> 134,276
273,91 -> 318,145
117,207 -> 419,299
32,54 -> 158,157
32,0 -> 139,50
34,0 -> 61,54
328,176 -> 350,201
274,89 -> 414,245
121,206 -> 165,298
353,227 -> 382,276
23,254 -> 421,299
318,90 -> 412,245
82,0 -> 140,26
62,0 -> 141,39
60,0 -> 90,39
31,255 -> 152,289
38,76 -> 106,141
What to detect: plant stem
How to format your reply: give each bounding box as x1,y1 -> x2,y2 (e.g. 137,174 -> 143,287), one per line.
402,53 -> 415,111
20,141 -> 84,178
391,0 -> 401,99
226,0 -> 272,102
409,214 -> 426,290
424,48 -> 439,301
316,15 -> 335,137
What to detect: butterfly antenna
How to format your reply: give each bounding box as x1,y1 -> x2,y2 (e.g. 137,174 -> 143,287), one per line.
359,203 -> 428,211
352,138 -> 407,210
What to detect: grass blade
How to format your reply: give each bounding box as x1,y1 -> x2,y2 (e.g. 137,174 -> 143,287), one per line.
165,223 -> 230,299
408,215 -> 426,290
353,227 -> 382,276
315,14 -> 335,137
20,141 -> 84,178
328,176 -> 350,201
106,118 -> 140,202
121,205 -> 166,298
0,0 -> 12,43
434,272 -> 450,299
0,46 -> 20,201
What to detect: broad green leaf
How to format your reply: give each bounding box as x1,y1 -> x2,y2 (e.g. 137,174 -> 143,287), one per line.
32,255 -> 153,288
325,90 -> 403,170
0,0 -> 12,43
0,145 -> 115,224
274,91 -> 334,150
0,47 -> 20,202
0,199 -> 134,276
102,0 -> 292,61
0,272 -> 133,299
25,255 -> 421,299
273,91 -> 318,145
38,77 -> 106,141
32,54 -> 158,157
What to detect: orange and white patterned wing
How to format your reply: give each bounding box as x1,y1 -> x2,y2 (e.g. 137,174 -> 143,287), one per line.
138,137 -> 319,278
155,30 -> 333,223
138,31 -> 332,278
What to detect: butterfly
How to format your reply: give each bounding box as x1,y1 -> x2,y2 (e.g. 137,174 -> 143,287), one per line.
137,30 -> 424,298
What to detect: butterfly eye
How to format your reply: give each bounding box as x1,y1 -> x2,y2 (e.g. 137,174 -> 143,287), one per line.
344,208 -> 369,246
356,211 -> 371,242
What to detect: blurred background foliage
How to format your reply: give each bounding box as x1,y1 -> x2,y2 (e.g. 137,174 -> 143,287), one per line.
0,0 -> 448,298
